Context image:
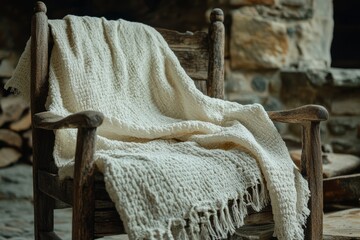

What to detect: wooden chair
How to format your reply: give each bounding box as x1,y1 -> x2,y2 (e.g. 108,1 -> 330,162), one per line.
30,1 -> 328,239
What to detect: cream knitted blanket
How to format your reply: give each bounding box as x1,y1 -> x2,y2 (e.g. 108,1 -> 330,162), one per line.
6,16 -> 310,240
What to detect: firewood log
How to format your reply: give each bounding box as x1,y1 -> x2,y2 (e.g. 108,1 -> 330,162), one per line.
0,96 -> 28,126
0,129 -> 22,148
0,147 -> 21,168
9,111 -> 31,131
23,130 -> 33,148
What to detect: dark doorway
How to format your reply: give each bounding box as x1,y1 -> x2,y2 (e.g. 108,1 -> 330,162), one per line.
331,0 -> 360,68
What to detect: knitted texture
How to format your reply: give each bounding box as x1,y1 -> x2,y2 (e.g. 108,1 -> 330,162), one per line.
6,16 -> 310,240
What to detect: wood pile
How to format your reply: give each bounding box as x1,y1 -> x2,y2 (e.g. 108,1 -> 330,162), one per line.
0,79 -> 32,168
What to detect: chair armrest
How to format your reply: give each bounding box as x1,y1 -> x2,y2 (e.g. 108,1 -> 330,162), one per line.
33,110 -> 103,235
33,111 -> 104,130
267,105 -> 328,124
268,104 -> 328,239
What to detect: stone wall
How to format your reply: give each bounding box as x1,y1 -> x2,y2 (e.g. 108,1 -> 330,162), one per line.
1,0 -> 359,156
281,69 -> 360,155
219,0 -> 333,72
221,0 -> 360,156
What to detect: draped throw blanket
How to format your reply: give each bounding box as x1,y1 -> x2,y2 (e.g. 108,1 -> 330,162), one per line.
6,15 -> 310,240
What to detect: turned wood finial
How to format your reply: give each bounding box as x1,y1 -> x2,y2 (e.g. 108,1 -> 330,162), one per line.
34,1 -> 47,13
210,8 -> 224,23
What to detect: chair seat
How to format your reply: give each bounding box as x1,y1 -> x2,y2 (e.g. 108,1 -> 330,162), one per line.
38,170 -> 124,236
38,170 -> 274,238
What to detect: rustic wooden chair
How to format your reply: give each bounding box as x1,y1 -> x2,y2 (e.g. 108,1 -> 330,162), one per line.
30,1 -> 328,239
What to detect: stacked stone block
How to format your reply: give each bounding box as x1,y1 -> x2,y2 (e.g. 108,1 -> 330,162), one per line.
281,68 -> 360,155
222,0 -> 360,156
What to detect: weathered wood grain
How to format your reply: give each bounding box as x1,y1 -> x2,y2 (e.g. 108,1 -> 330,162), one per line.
194,80 -> 208,95
38,171 -> 73,206
34,110 -> 104,130
38,170 -> 114,209
172,49 -> 209,80
244,207 -> 273,225
270,104 -> 329,240
156,28 -> 208,49
207,8 -> 225,99
156,28 -> 210,90
302,122 -> 323,240
231,224 -> 275,240
267,104 -> 329,123
324,174 -> 360,205
31,2 -> 56,240
94,222 -> 125,237
72,127 -> 97,239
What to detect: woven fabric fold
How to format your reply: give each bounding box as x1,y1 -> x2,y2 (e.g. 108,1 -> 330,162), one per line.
5,15 -> 309,240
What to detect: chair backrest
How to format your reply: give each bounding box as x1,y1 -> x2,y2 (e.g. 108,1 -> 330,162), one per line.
30,2 -> 225,172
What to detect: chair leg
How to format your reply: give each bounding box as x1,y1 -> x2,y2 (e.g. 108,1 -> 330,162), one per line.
302,122 -> 323,240
33,190 -> 56,240
72,128 -> 97,239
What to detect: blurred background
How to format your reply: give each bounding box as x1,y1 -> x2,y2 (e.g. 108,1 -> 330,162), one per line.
0,0 -> 359,239
1,0 -> 360,163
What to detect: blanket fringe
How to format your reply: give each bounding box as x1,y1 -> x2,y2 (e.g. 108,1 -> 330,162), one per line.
120,175 -> 271,240
156,180 -> 270,240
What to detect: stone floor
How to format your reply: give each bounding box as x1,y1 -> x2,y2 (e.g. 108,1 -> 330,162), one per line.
2,164 -> 357,240
0,164 -> 246,240
0,164 -> 126,240
0,164 -> 70,239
